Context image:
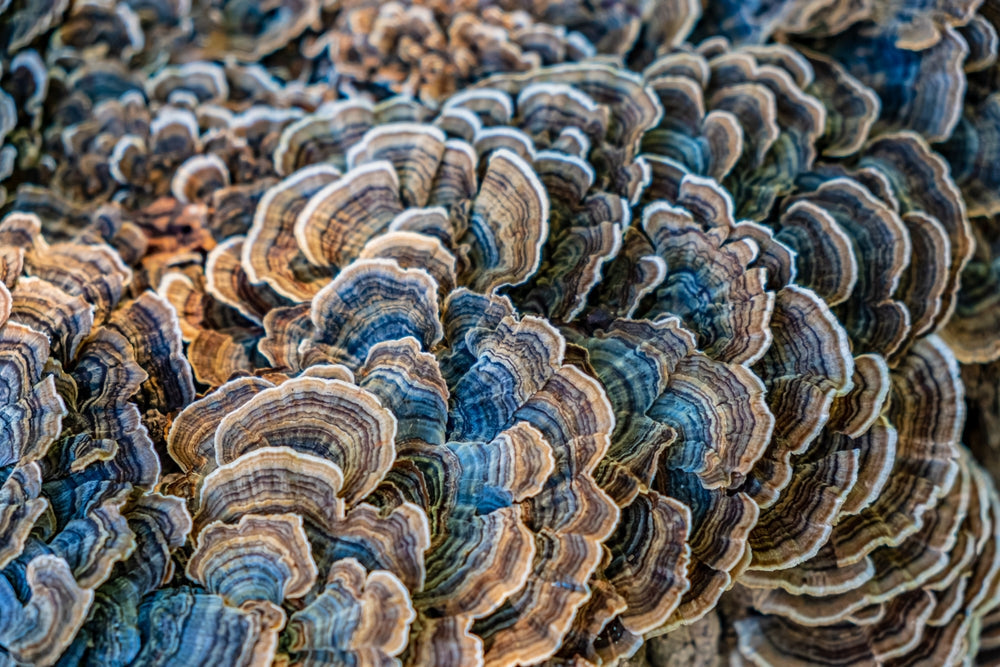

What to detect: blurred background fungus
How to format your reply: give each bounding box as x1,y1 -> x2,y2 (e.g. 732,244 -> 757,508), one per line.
1,0 -> 1000,665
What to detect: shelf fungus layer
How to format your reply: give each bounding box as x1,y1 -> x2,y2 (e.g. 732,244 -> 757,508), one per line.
2,1 -> 1000,665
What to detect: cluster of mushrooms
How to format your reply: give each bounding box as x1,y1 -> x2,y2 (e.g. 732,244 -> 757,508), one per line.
2,0 -> 1000,665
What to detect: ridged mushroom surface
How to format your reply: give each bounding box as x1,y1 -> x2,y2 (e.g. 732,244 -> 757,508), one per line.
2,0 -> 1000,665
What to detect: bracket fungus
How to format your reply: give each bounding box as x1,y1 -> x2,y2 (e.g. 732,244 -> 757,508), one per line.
2,0 -> 1000,665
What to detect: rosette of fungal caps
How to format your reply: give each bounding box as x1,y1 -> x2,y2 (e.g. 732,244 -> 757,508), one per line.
0,0 -> 999,665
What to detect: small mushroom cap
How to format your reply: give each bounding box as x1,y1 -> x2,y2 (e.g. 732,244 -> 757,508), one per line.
604,492 -> 693,633
462,148 -> 549,292
942,214 -> 1000,364
187,513 -> 318,606
357,336 -> 449,446
106,291 -> 194,414
786,177 -> 911,358
859,133 -> 973,333
205,237 -> 288,326
285,558 -> 415,662
171,154 -> 230,204
777,200 -> 858,306
747,285 -> 853,507
309,258 -> 443,369
167,376 -> 274,475
214,376 -> 396,505
133,587 -> 285,666
294,161 -> 403,271
359,231 -> 457,297
828,336 -> 962,561
0,463 -> 47,570
317,501 -> 430,593
0,555 -> 94,667
196,447 -> 345,534
243,164 -> 341,301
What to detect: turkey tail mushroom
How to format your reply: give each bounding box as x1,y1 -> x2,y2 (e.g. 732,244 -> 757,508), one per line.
2,2 -> 1000,664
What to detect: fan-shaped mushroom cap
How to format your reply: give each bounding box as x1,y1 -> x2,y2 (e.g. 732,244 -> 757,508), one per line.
133,587 -> 285,666
307,258 -> 443,370
784,177 -> 911,358
196,447 -> 345,533
942,214 -> 1000,363
809,25 -> 968,143
832,336 -> 962,558
356,336 -> 449,446
167,376 -> 273,475
294,161 -> 404,271
0,212 -> 131,324
747,447 -> 860,571
0,463 -> 46,570
205,236 -> 288,326
214,376 -> 396,504
775,199 -> 857,305
604,492 -> 693,634
359,231 -> 458,297
0,324 -> 64,466
799,49 -> 880,159
447,315 -> 564,441
10,277 -> 92,365
106,291 -> 194,414
745,284 -> 853,505
315,501 -> 430,593
273,100 -> 374,177
462,148 -> 549,291
0,555 -> 93,667
187,513 -> 318,606
243,164 -> 341,301
346,123 -> 448,206
170,154 -> 230,204
284,558 -> 415,665
61,325 -> 156,480
857,133 -> 973,339
478,63 -> 661,169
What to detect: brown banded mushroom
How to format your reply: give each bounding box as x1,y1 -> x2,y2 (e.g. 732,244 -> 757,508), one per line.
156,253 -> 622,666
1,1 -> 1000,665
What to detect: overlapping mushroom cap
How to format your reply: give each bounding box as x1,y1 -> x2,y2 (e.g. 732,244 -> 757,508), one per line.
160,250 -> 621,666
0,211 -> 193,666
146,62 -> 667,387
143,47 -> 953,665
139,65 -> 778,663
122,13 -> 1000,667
727,335 -> 1000,665
177,0 -> 704,105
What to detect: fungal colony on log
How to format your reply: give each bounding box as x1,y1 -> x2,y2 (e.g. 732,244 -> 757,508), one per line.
1,0 -> 1000,665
